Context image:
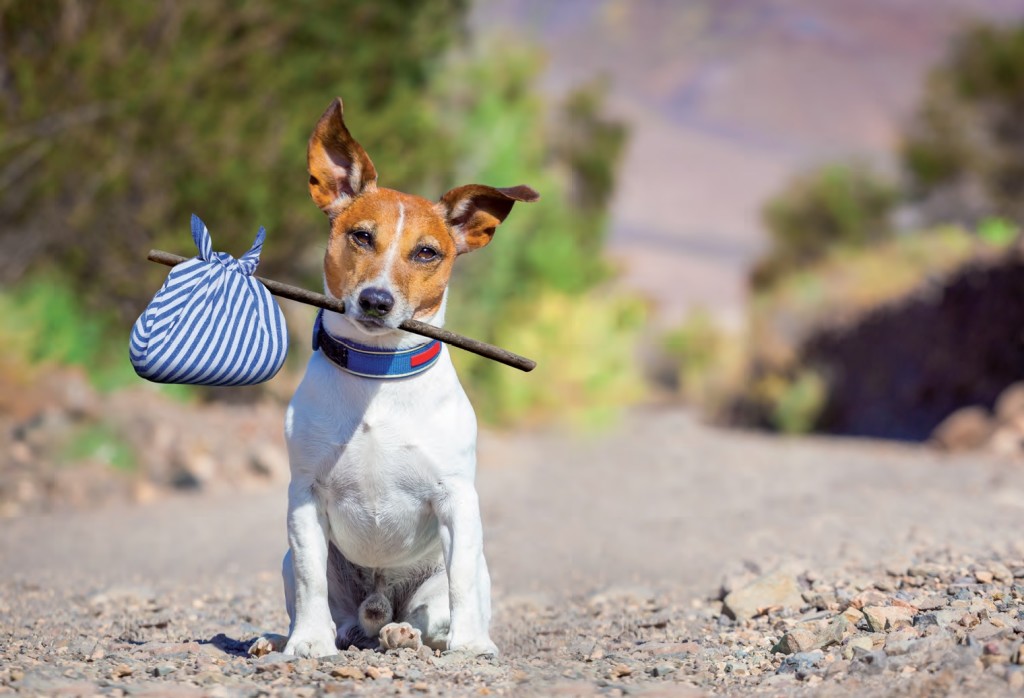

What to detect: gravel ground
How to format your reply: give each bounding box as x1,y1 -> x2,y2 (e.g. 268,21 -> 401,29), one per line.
3,408 -> 1024,696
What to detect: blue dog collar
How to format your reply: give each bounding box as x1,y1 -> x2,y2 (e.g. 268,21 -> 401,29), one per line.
312,310 -> 442,378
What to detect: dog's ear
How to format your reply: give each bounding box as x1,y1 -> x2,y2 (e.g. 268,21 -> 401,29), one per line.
307,98 -> 378,216
437,184 -> 539,254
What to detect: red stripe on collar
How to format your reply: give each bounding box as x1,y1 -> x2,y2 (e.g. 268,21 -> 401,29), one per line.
410,341 -> 442,367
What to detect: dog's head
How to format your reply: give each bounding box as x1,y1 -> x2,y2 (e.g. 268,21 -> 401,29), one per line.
307,98 -> 538,337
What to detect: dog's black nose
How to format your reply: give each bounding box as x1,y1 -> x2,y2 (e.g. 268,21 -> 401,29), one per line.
358,287 -> 394,317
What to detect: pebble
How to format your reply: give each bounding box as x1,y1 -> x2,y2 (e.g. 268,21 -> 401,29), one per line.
862,606 -> 914,632
331,665 -> 366,680
722,566 -> 804,621
609,663 -> 632,678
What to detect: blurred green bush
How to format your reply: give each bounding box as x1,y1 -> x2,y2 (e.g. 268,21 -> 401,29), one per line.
733,20 -> 1024,434
438,47 -> 644,424
752,163 -> 898,289
0,1 -> 641,425
0,276 -> 192,399
0,0 -> 468,316
903,22 -> 1024,224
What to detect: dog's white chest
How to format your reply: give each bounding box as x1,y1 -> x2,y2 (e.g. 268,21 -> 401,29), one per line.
320,428 -> 443,568
288,351 -> 477,571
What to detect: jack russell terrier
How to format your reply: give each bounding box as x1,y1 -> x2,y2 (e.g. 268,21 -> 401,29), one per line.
251,98 -> 538,659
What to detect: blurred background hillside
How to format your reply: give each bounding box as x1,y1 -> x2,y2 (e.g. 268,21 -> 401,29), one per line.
4,0 -> 1024,516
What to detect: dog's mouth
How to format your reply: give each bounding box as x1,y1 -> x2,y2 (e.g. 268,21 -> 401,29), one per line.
346,313 -> 397,335
357,316 -> 386,329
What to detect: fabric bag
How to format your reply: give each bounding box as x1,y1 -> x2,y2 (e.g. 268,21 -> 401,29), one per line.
129,215 -> 288,385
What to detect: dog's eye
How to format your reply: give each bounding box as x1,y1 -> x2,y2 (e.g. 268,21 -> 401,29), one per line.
414,246 -> 439,262
349,229 -> 374,248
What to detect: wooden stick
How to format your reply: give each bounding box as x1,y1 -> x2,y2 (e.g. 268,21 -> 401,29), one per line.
147,249 -> 537,373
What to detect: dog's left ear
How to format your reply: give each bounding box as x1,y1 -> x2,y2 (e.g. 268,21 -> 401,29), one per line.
438,184 -> 539,254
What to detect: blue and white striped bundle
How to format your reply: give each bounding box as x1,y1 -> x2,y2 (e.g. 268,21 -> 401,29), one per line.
129,215 -> 288,386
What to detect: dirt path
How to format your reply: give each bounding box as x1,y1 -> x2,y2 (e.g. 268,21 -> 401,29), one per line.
2,408 -> 1023,696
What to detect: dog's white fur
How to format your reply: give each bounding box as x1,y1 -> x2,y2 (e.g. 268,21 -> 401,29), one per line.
276,268 -> 497,660
251,98 -> 538,660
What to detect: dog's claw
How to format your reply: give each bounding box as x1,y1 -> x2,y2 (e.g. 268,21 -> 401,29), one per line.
379,622 -> 422,651
248,634 -> 288,657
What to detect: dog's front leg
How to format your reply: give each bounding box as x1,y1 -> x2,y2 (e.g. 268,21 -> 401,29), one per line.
436,477 -> 498,657
282,479 -> 338,658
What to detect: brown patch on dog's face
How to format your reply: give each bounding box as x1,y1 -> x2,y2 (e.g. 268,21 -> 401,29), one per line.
306,97 -> 539,332
324,189 -> 456,325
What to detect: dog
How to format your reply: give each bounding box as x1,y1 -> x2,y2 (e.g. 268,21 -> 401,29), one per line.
250,98 -> 538,659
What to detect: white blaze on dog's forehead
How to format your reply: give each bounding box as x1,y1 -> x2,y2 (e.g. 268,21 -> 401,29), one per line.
380,200 -> 405,278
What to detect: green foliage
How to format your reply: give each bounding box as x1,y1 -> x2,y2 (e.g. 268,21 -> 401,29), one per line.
765,370 -> 826,434
0,275 -> 192,396
660,310 -> 731,404
771,371 -> 825,434
903,21 -> 1024,223
477,290 -> 646,428
436,46 -> 640,423
0,4 -> 640,425
0,0 -> 467,318
977,216 -> 1018,246
753,163 -> 898,289
62,424 -> 136,472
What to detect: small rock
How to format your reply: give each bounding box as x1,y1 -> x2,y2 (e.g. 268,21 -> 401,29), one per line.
249,442 -> 288,479
151,664 -> 176,677
988,427 -> 1024,457
916,609 -> 962,629
331,666 -> 366,680
850,650 -> 889,675
975,570 -> 995,584
915,595 -> 949,611
991,563 -> 1014,584
909,563 -> 944,578
863,606 -> 914,632
772,628 -> 818,655
773,616 -> 847,655
842,606 -> 865,625
776,650 -> 824,678
843,636 -> 875,660
365,665 -> 393,680
802,591 -> 837,610
609,663 -> 632,678
650,664 -> 676,677
995,383 -> 1024,424
1009,670 -> 1024,690
722,566 -> 804,621
254,651 -> 296,666
884,629 -> 919,656
970,622 -> 1006,641
931,406 -> 995,451
111,664 -> 133,678
850,590 -> 888,609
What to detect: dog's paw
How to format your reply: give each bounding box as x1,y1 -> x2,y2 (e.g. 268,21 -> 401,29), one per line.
378,622 -> 423,651
283,628 -> 338,658
447,637 -> 499,658
247,633 -> 288,657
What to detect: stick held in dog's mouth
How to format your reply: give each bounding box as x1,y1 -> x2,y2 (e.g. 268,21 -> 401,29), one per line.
146,249 -> 537,372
